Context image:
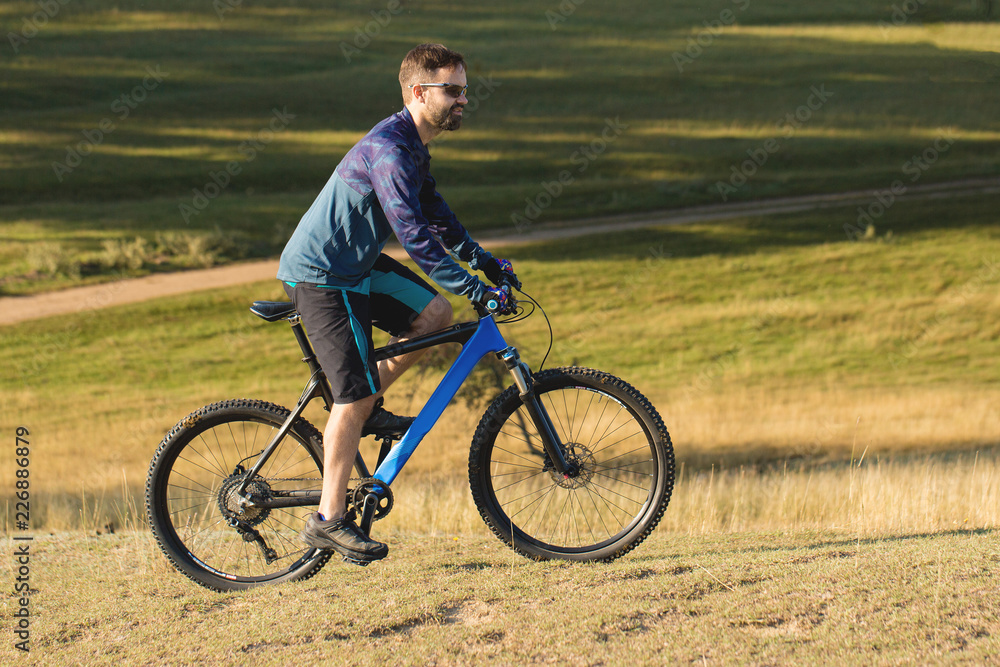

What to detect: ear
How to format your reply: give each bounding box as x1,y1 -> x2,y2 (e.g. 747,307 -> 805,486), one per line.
410,83 -> 426,104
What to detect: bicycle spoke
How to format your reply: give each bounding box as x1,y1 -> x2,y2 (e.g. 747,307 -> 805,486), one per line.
594,458 -> 655,474
586,476 -> 649,507
477,371 -> 672,557
492,444 -> 545,468
151,404 -> 329,587
584,483 -> 622,535
174,453 -> 230,488
497,421 -> 540,448
492,470 -> 547,494
597,443 -> 656,466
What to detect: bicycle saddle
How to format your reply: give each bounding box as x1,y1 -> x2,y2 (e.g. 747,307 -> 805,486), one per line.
251,301 -> 298,322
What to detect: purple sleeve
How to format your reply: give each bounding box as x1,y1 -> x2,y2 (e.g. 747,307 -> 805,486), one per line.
419,173 -> 492,266
370,145 -> 487,302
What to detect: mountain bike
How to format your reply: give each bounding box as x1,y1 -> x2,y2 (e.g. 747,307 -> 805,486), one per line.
145,284 -> 674,591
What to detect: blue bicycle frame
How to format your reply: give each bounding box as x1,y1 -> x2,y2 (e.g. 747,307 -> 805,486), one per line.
373,314 -> 508,484
239,304 -> 571,520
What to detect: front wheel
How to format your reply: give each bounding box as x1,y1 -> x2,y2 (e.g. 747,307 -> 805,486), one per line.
145,399 -> 331,591
469,367 -> 674,562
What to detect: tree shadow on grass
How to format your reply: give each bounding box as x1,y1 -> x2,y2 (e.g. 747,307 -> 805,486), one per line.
3,13 -> 1000,210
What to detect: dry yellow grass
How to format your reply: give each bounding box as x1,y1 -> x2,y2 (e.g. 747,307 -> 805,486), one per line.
13,393 -> 997,541
6,370 -> 1000,533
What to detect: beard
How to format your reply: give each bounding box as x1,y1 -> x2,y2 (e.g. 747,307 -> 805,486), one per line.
431,103 -> 463,131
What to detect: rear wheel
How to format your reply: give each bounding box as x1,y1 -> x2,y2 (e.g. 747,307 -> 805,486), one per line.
469,367 -> 674,561
146,399 -> 330,591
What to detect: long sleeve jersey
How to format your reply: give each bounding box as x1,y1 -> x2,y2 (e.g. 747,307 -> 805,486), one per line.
277,107 -> 490,302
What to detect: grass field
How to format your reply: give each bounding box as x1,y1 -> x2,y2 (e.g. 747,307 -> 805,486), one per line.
1,529 -> 997,664
2,191 -> 998,531
2,0 -> 999,292
2,1 -> 1000,661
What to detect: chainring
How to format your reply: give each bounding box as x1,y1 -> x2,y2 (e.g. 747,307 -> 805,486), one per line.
350,477 -> 394,521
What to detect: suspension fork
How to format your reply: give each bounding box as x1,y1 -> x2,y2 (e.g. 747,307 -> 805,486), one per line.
499,347 -> 574,476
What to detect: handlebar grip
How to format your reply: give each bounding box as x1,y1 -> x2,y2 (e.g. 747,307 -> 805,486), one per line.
482,283 -> 516,315
498,273 -> 522,291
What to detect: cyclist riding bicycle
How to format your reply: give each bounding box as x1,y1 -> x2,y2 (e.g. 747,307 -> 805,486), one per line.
277,43 -> 518,564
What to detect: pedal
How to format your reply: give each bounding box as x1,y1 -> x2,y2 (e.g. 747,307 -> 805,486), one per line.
341,554 -> 371,567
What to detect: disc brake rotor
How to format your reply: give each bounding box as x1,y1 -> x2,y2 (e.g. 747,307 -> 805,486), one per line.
546,443 -> 596,489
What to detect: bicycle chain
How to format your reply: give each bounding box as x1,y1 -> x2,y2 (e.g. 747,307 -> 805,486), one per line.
247,476 -> 390,520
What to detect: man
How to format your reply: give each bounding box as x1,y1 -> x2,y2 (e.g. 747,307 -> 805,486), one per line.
277,43 -> 517,564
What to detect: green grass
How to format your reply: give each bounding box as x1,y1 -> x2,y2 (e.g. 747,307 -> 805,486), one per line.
4,191 -> 999,403
3,2 -> 999,654
2,529 -> 997,664
1,192 -> 998,529
2,0 -> 1000,292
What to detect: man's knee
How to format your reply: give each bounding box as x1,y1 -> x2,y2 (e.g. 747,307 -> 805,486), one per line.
420,294 -> 452,330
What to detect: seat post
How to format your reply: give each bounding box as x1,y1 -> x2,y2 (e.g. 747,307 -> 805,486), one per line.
288,314 -> 323,376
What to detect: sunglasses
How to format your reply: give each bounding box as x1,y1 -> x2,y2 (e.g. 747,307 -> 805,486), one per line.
410,82 -> 468,98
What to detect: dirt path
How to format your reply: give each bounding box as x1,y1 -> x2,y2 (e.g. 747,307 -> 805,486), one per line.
2,177 -> 997,325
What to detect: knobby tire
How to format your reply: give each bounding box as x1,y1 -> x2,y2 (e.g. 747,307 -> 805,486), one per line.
145,399 -> 331,591
469,367 -> 674,562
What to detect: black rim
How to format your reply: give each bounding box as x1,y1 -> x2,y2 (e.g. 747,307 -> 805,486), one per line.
483,383 -> 660,554
154,412 -> 324,583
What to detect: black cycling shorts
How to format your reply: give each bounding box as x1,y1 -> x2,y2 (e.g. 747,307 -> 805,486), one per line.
283,254 -> 437,404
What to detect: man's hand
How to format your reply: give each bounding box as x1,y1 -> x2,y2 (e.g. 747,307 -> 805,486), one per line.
481,285 -> 514,315
481,257 -> 521,290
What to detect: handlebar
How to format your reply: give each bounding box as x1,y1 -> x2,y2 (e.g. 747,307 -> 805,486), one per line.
474,280 -> 517,318
498,272 -> 521,291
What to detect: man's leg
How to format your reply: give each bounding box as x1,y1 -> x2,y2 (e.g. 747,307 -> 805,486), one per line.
317,394 -> 376,521
310,296 -> 450,539
374,293 -> 453,397
284,283 -> 388,560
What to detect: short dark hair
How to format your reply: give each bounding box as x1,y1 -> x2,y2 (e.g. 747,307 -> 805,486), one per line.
399,43 -> 466,103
